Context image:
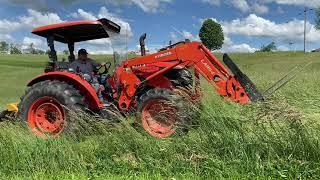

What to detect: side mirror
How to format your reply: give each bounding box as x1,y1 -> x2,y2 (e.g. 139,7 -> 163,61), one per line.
139,33 -> 147,56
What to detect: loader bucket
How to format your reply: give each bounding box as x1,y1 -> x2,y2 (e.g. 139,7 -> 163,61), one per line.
223,54 -> 264,102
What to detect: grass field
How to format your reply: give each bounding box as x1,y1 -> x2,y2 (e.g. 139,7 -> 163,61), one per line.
0,52 -> 319,179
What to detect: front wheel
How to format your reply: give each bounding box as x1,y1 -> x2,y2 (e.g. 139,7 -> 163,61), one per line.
18,80 -> 85,138
137,88 -> 191,138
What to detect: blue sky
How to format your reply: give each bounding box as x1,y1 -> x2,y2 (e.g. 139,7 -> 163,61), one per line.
0,0 -> 319,53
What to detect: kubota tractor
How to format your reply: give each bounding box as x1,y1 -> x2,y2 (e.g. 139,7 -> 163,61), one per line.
0,18 -> 276,138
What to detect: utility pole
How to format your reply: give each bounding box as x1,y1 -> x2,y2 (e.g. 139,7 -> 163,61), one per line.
304,7 -> 307,53
300,7 -> 314,53
126,26 -> 128,60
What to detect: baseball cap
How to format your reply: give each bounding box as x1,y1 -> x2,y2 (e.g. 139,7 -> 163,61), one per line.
78,49 -> 88,55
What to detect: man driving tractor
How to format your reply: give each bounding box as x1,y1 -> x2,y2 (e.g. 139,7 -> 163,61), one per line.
70,49 -> 100,74
70,49 -> 109,103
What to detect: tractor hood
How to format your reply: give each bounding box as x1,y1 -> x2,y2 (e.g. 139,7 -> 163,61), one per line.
32,18 -> 121,43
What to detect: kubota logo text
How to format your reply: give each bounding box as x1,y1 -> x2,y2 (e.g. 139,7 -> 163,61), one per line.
201,59 -> 214,75
155,52 -> 172,59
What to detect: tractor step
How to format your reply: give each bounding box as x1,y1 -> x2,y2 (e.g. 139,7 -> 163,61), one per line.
0,110 -> 8,120
0,103 -> 19,121
223,54 -> 264,102
0,110 -> 16,121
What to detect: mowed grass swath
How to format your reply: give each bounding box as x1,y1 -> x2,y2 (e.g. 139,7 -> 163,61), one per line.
0,51 -> 320,179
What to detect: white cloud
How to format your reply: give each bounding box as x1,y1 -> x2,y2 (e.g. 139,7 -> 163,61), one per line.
170,32 -> 179,42
87,39 -> 112,46
221,36 -> 257,53
0,20 -> 21,34
222,43 -> 257,53
19,9 -> 63,27
5,0 -> 173,13
201,0 -> 220,6
202,0 -> 320,13
277,45 -> 290,51
265,0 -> 320,8
85,49 -> 114,55
252,3 -> 269,14
223,36 -> 233,46
21,37 -> 45,50
0,34 -> 13,41
102,0 -> 174,13
199,14 -> 320,52
0,6 -> 136,54
221,14 -> 320,44
72,9 -> 97,20
182,31 -> 199,41
277,6 -> 284,14
202,0 -> 251,13
98,7 -> 133,37
131,0 -> 173,13
231,0 -> 250,13
170,30 -> 200,42
0,9 -> 63,34
72,7 -> 133,38
4,0 -> 50,11
169,28 -> 256,53
70,7 -> 133,54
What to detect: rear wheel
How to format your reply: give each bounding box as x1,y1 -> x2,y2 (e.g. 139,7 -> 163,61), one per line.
18,80 -> 85,138
137,88 -> 190,138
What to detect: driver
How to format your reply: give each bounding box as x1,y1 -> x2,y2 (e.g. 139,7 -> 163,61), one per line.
70,49 -> 100,74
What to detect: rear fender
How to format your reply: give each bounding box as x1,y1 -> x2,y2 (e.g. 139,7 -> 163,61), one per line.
27,72 -> 102,111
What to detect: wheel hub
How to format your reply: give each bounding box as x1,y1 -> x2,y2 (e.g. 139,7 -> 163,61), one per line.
141,99 -> 178,138
28,97 -> 65,137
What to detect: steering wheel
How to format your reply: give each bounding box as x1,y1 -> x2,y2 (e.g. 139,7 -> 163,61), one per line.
97,62 -> 112,75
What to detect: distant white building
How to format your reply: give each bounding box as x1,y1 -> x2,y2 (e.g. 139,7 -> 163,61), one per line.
130,49 -> 150,55
0,50 -> 10,54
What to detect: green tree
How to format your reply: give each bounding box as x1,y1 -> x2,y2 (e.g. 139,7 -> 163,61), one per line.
199,19 -> 224,51
0,41 -> 9,53
10,44 -> 22,54
27,43 -> 46,55
63,49 -> 69,55
259,42 -> 277,52
36,49 -> 45,55
29,43 -> 37,54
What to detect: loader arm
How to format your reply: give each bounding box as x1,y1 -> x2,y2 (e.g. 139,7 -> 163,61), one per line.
174,42 -> 260,104
117,41 -> 263,110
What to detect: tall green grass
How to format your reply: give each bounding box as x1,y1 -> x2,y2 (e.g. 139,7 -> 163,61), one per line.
0,52 -> 320,179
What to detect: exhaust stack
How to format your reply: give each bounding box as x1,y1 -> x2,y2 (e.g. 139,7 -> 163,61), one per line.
140,33 -> 147,56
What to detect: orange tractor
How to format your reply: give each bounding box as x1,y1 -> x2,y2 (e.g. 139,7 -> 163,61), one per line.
0,18 -> 287,138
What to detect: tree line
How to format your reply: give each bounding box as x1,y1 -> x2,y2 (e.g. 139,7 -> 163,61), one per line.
0,41 -> 46,55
